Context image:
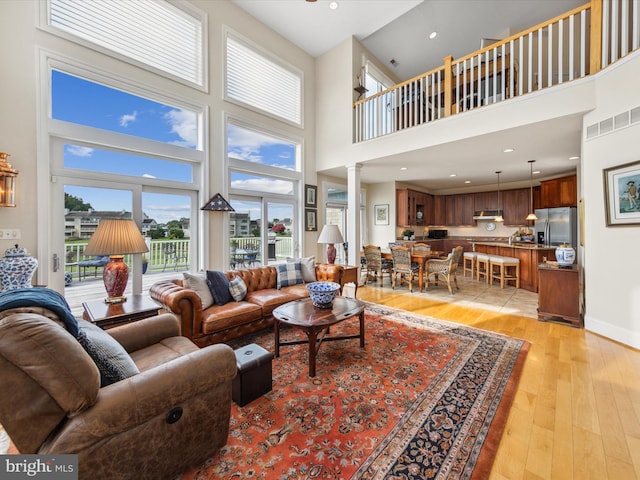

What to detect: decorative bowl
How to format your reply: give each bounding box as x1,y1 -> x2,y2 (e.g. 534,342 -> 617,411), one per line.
306,281 -> 341,309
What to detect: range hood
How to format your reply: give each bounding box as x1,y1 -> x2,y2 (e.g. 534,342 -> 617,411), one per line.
473,210 -> 503,220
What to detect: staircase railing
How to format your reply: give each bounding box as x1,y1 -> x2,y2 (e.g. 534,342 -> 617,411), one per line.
353,0 -> 639,143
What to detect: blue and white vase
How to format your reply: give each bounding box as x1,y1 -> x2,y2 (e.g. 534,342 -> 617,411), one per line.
555,244 -> 575,267
0,244 -> 38,292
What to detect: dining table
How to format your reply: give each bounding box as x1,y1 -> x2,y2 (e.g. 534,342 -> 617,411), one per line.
380,248 -> 444,293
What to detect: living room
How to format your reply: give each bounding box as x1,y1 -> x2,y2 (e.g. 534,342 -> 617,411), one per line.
1,0 -> 640,478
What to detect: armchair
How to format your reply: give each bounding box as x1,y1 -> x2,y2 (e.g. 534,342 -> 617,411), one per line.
425,246 -> 464,294
0,305 -> 237,480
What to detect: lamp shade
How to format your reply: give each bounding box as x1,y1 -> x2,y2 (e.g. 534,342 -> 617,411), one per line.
84,219 -> 149,256
317,225 -> 344,264
83,219 -> 148,303
317,224 -> 344,245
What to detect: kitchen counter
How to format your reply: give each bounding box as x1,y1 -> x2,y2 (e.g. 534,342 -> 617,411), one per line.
473,241 -> 554,250
473,243 -> 557,292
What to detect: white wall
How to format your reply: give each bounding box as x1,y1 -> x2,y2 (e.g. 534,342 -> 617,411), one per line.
366,182 -> 397,246
582,53 -> 640,349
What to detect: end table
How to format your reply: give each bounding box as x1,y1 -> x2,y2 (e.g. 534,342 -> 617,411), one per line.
82,294 -> 162,329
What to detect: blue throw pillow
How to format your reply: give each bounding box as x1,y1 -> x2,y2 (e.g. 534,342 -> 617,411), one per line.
229,276 -> 247,302
276,262 -> 303,289
206,270 -> 233,306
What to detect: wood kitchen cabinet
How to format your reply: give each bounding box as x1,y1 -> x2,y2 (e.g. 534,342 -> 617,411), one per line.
503,188 -> 532,226
474,191 -> 500,211
540,174 -> 577,208
538,264 -> 582,326
432,195 -> 447,226
443,194 -> 475,226
396,189 -> 430,226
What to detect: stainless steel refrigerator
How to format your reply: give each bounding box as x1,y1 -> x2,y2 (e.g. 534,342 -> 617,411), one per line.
534,207 -> 578,248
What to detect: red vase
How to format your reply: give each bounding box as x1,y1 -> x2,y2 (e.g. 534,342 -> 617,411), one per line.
326,244 -> 337,264
103,255 -> 129,301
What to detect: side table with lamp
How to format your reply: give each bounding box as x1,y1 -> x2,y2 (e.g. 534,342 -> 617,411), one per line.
82,218 -> 149,304
317,224 -> 359,296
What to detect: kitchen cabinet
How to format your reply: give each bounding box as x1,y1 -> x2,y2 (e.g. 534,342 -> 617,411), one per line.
503,188 -> 531,226
540,175 -> 577,208
443,239 -> 473,262
474,243 -> 556,292
396,189 -> 430,226
474,191 -> 500,211
538,264 -> 582,326
443,194 -> 475,226
432,196 -> 447,226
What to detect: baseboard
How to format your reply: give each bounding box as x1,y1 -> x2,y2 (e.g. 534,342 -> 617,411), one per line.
584,315 -> 640,350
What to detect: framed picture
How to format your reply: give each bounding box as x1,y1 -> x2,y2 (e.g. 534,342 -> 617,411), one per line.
603,160 -> 640,226
374,204 -> 389,225
305,184 -> 317,208
305,209 -> 317,231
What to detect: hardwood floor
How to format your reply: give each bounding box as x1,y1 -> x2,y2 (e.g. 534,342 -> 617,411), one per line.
357,278 -> 640,480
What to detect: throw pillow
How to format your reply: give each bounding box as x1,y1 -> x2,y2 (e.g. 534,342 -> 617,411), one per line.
228,276 -> 248,302
206,270 -> 233,306
276,262 -> 303,289
287,256 -> 316,283
182,272 -> 214,309
76,319 -> 140,387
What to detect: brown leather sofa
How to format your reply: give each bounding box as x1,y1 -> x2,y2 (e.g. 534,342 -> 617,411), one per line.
150,264 -> 344,347
0,307 -> 237,480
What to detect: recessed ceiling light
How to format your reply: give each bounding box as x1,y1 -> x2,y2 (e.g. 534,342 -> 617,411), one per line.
449,174 -> 457,177
329,1 -> 338,9
400,167 -> 407,171
429,32 -> 437,39
464,180 -> 471,184
503,148 -> 514,153
569,156 -> 579,160
533,170 -> 540,174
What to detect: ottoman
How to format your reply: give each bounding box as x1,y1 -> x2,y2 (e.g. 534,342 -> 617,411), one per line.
232,343 -> 274,407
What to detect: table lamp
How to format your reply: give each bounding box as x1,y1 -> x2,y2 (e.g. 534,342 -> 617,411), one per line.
317,224 -> 344,264
83,219 -> 149,304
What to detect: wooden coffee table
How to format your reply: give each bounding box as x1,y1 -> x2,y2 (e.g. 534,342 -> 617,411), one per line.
272,297 -> 366,377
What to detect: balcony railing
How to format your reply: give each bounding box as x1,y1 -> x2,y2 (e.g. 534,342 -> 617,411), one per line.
354,0 -> 640,142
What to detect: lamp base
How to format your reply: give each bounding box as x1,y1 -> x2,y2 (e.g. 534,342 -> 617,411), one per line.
326,243 -> 337,264
103,255 -> 129,302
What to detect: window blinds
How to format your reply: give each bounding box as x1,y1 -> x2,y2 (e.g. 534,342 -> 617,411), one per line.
49,0 -> 204,87
226,35 -> 302,126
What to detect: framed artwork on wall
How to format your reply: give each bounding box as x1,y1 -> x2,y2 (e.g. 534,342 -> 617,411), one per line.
374,204 -> 389,225
305,184 -> 317,208
603,160 -> 640,226
305,209 -> 317,231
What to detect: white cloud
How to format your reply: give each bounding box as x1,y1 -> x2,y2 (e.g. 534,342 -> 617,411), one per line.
119,111 -> 138,127
142,173 -> 157,179
227,124 -> 293,166
164,109 -> 197,148
67,145 -> 94,157
230,177 -> 293,195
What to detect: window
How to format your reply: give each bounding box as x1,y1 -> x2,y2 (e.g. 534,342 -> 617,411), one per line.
227,118 -> 302,267
225,31 -> 302,126
46,58 -> 204,296
45,0 -> 206,88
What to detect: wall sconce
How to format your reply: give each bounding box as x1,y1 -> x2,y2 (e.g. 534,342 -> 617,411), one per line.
0,152 -> 18,207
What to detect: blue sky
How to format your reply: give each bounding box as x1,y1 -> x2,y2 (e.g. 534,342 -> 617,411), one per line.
55,71 -> 297,225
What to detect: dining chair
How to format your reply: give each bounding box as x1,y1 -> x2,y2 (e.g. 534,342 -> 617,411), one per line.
411,243 -> 431,255
425,246 -> 464,294
362,245 -> 393,287
390,246 -> 420,293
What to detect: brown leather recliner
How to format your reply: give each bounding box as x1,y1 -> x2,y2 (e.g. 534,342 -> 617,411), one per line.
0,307 -> 237,480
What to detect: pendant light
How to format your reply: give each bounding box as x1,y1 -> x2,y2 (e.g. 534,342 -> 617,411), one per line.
526,160 -> 538,221
494,171 -> 504,222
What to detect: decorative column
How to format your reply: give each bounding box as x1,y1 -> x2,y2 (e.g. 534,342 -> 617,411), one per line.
346,164 -> 362,268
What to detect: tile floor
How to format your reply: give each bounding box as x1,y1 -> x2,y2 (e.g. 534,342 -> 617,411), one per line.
359,269 -> 540,319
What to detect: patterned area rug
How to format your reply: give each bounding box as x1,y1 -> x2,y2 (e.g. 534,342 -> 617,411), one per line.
180,303 -> 529,480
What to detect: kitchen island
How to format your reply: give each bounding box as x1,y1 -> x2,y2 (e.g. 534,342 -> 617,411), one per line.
473,242 -> 556,292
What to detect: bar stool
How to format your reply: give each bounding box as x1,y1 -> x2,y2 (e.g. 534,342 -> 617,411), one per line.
489,255 -> 520,288
463,251 -> 477,278
475,253 -> 490,283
